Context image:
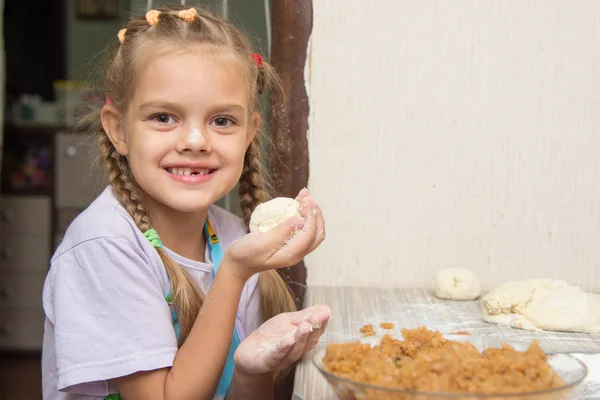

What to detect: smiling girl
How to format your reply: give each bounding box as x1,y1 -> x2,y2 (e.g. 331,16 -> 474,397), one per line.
41,5 -> 329,400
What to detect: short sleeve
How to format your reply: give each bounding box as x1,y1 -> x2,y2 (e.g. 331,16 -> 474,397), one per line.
43,237 -> 178,393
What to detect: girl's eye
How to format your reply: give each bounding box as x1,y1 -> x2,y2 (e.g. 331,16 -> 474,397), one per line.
211,117 -> 234,127
152,114 -> 175,124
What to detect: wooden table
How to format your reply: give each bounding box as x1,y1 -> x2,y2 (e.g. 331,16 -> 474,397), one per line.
292,286 -> 600,400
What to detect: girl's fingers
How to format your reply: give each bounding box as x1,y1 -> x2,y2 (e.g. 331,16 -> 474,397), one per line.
304,312 -> 330,353
267,200 -> 317,267
295,187 -> 310,201
262,333 -> 295,371
286,305 -> 330,325
247,215 -> 303,260
277,322 -> 312,368
306,202 -> 325,254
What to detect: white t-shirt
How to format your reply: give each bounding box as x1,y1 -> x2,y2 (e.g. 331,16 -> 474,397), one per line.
42,187 -> 261,399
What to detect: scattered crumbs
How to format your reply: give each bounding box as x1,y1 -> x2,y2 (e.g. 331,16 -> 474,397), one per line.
451,331 -> 472,335
360,323 -> 376,337
379,322 -> 395,330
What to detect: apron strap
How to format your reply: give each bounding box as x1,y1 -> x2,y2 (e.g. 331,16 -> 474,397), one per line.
203,219 -> 242,396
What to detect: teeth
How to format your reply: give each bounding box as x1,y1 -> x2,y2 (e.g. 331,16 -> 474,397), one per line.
167,168 -> 211,176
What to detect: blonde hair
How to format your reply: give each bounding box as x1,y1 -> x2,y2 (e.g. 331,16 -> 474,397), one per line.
81,5 -> 296,346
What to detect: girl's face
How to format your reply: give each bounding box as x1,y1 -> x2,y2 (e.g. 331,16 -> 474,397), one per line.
105,47 -> 259,214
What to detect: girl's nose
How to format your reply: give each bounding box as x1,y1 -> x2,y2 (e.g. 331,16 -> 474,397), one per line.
177,127 -> 211,153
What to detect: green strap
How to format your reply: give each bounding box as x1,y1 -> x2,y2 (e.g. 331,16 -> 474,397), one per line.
144,228 -> 163,249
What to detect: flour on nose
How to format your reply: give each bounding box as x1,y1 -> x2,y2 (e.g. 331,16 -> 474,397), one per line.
186,128 -> 203,144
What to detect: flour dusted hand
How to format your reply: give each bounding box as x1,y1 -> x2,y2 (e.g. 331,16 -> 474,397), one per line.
249,197 -> 301,233
233,305 -> 331,375
223,188 -> 325,281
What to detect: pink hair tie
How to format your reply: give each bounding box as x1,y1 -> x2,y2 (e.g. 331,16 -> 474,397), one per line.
105,97 -> 112,106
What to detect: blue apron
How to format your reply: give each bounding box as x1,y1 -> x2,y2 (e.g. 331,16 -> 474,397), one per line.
105,219 -> 241,399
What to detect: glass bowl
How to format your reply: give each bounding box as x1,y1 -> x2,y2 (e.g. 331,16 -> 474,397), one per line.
312,334 -> 588,400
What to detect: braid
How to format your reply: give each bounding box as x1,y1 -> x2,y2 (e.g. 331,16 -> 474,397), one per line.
98,131 -> 204,345
99,134 -> 152,231
239,140 -> 270,225
239,139 -> 297,323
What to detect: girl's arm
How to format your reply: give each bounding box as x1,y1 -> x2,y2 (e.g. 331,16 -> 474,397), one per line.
113,263 -> 246,400
114,193 -> 323,399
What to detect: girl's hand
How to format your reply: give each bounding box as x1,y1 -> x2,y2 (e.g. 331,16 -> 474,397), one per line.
223,188 -> 325,282
233,305 -> 332,376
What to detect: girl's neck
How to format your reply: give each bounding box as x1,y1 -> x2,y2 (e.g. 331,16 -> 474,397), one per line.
144,195 -> 209,262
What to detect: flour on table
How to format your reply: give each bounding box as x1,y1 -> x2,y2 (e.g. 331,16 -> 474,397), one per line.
482,279 -> 600,333
346,303 -> 483,340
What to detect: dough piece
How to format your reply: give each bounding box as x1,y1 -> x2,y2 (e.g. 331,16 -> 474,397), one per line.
249,197 -> 301,233
432,268 -> 482,300
481,279 -> 600,333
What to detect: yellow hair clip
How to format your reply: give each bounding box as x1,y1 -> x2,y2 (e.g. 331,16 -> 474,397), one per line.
178,8 -> 197,22
146,9 -> 160,26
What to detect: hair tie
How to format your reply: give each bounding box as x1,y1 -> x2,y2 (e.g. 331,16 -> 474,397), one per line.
144,228 -> 163,248
117,29 -> 127,44
252,53 -> 265,94
146,9 -> 160,25
178,8 -> 198,22
252,53 -> 263,68
105,97 -> 112,106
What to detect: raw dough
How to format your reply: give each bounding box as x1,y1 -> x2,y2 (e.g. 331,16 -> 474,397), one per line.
432,268 -> 482,301
249,197 -> 301,233
481,279 -> 600,333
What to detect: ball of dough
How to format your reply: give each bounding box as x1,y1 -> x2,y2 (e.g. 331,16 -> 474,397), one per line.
432,268 -> 482,301
249,197 -> 301,233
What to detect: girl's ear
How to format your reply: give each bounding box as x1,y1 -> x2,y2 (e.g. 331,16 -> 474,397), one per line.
101,105 -> 129,156
246,112 -> 261,148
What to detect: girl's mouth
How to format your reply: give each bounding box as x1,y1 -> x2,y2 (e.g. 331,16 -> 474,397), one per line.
165,167 -> 215,176
163,167 -> 217,184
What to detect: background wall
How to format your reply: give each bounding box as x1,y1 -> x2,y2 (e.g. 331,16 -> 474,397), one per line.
129,0 -> 270,56
305,0 -> 600,292
67,0 -> 130,82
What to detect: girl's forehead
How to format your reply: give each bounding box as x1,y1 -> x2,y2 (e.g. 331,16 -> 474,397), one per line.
131,49 -> 251,108
135,43 -> 248,78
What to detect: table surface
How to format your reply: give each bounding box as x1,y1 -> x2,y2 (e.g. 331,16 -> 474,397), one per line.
293,286 -> 600,400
